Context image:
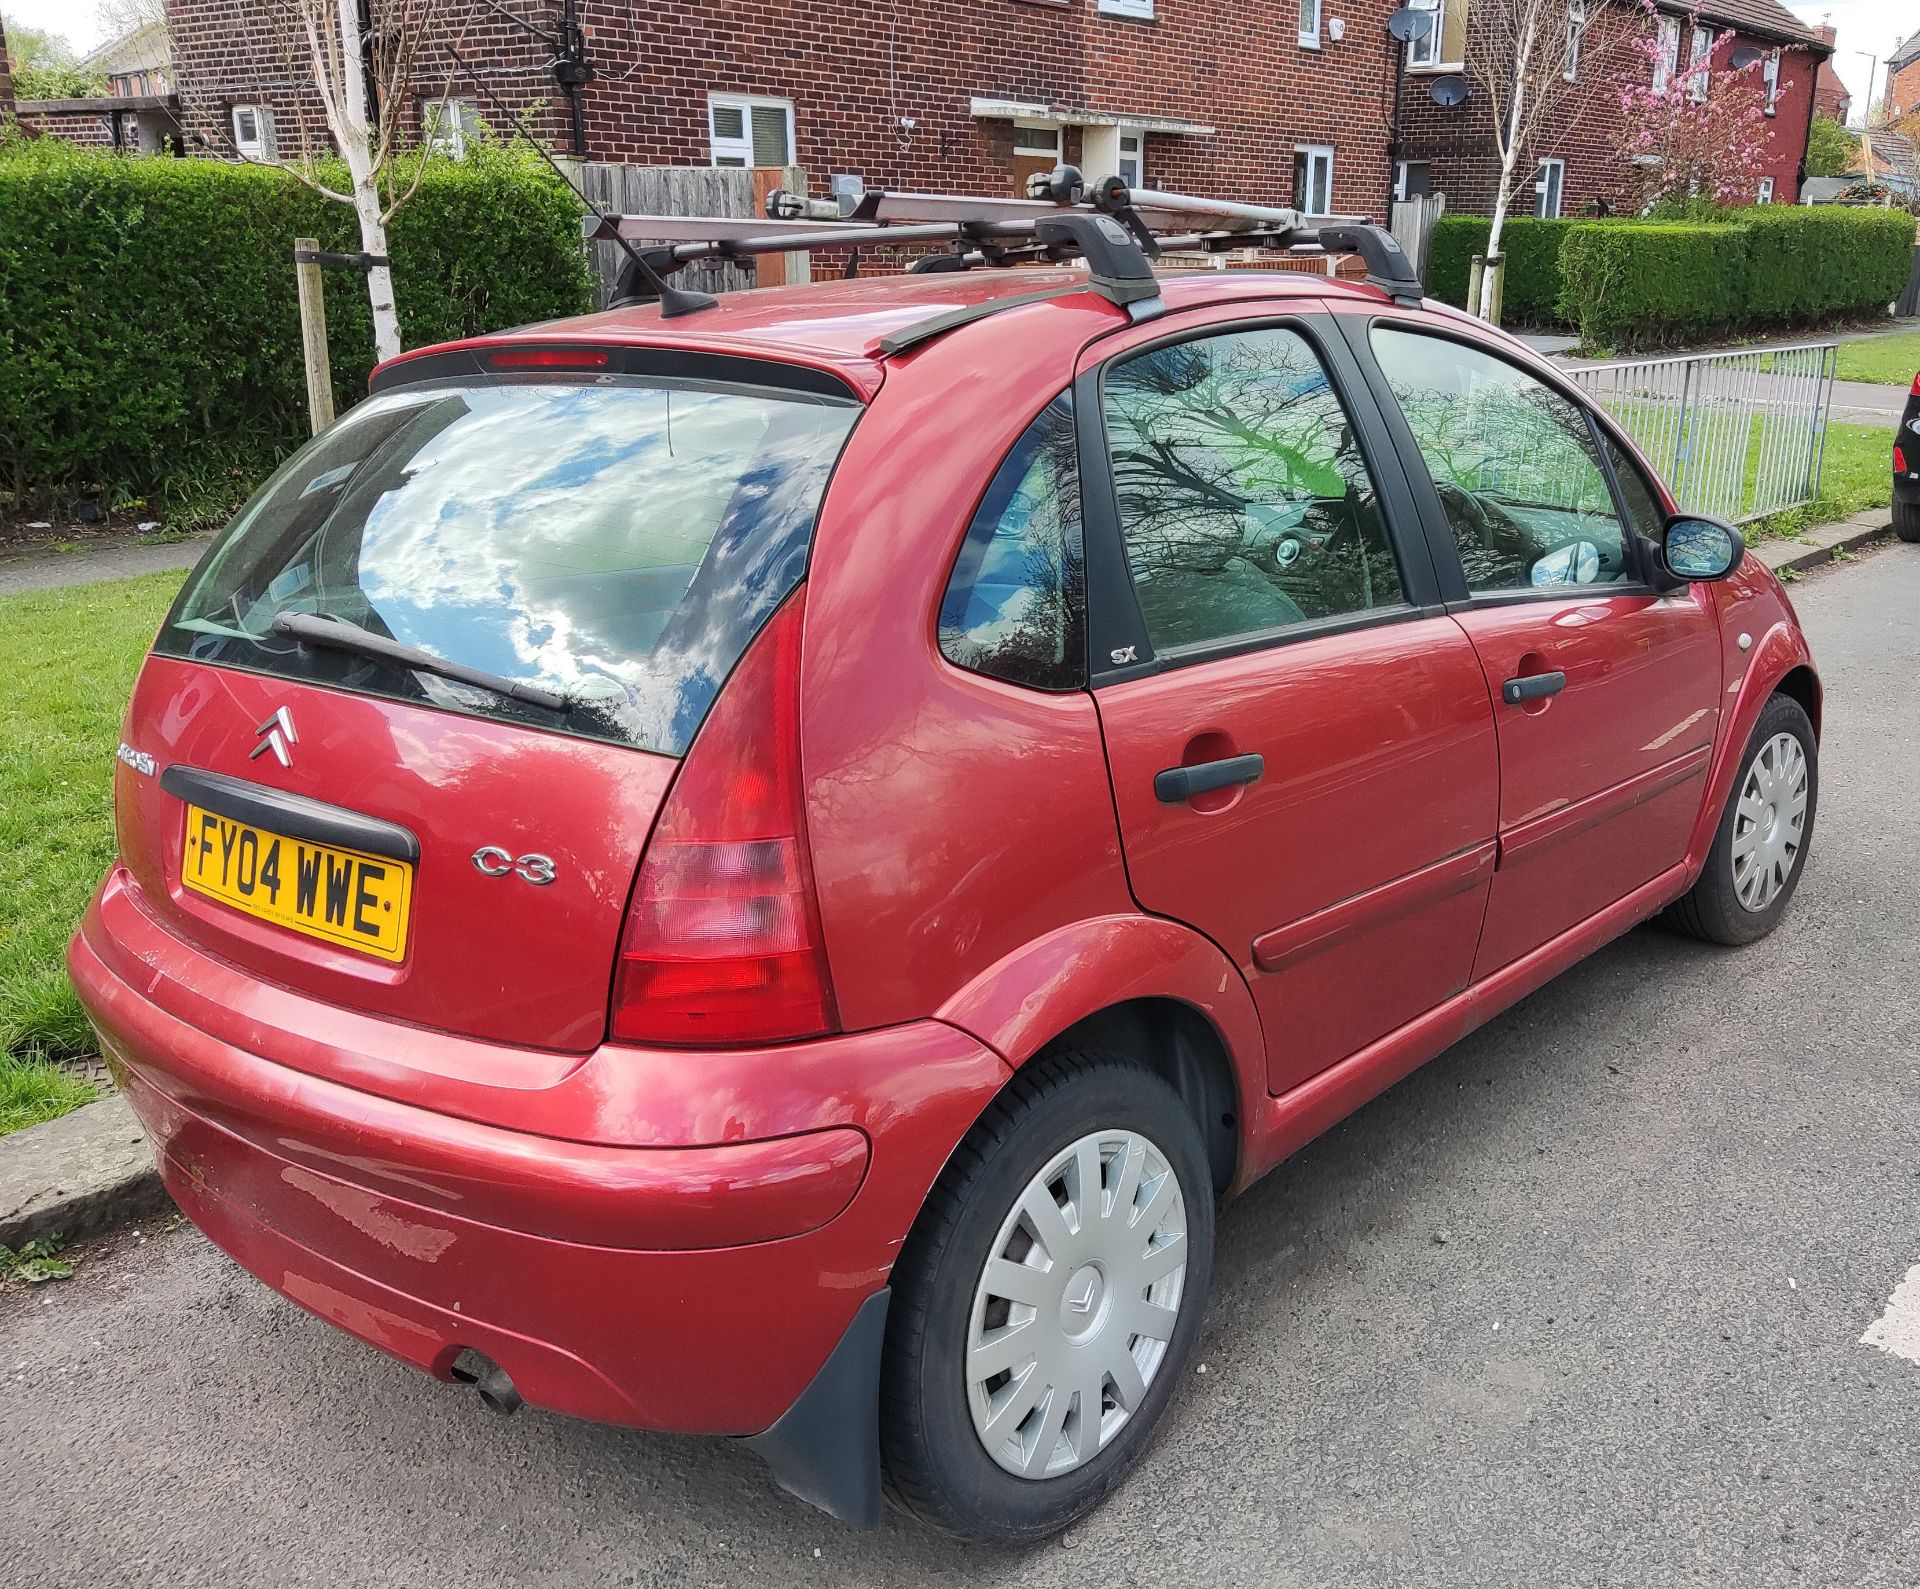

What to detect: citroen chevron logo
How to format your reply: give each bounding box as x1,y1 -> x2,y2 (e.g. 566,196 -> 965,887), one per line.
250,706 -> 298,768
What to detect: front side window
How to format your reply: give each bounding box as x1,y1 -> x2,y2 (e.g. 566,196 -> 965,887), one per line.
1103,327 -> 1405,653
160,378 -> 859,757
939,395 -> 1085,691
1601,433 -> 1667,544
1370,327 -> 1632,593
709,94 -> 794,168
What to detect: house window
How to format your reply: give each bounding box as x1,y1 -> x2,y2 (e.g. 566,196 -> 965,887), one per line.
1689,26 -> 1715,103
427,98 -> 479,158
1654,15 -> 1680,93
1763,49 -> 1780,116
1394,160 -> 1432,201
1013,125 -> 1063,156
1300,0 -> 1322,49
231,104 -> 274,160
708,94 -> 795,168
1117,129 -> 1144,187
1097,0 -> 1155,17
1564,0 -> 1586,81
1534,158 -> 1565,218
1293,144 -> 1334,214
1407,0 -> 1445,68
1757,175 -> 1775,203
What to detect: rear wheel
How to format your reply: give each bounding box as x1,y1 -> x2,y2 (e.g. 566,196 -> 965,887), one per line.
1667,693 -> 1817,945
880,1053 -> 1214,1543
1895,498 -> 1920,544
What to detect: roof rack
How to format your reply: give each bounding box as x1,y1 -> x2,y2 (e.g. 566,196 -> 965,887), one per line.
582,166 -> 1425,327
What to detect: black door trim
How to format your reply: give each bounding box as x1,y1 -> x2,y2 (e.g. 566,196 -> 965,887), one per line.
160,765 -> 422,864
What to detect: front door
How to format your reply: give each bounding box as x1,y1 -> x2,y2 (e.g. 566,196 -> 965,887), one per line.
1084,314 -> 1501,1096
1361,322 -> 1722,975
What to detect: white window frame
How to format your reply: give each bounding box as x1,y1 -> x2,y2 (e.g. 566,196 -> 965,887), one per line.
1564,0 -> 1586,82
1654,15 -> 1681,93
1757,175 -> 1775,203
427,97 -> 478,159
1689,26 -> 1716,103
1407,0 -> 1446,69
231,103 -> 274,160
1295,143 -> 1335,215
707,93 -> 795,169
1534,157 -> 1565,218
1763,48 -> 1781,116
1393,160 -> 1431,201
1012,122 -> 1063,157
1097,0 -> 1155,17
1116,128 -> 1144,187
1299,0 -> 1322,50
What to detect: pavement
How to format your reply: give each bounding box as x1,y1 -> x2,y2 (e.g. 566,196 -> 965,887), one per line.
3,541 -> 1918,1586
0,533 -> 211,597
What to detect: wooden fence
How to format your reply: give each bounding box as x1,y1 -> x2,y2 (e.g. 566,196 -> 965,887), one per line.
567,163 -> 809,305
1389,193 -> 1446,289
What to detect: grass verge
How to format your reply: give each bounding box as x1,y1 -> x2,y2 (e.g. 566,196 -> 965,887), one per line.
1748,421 -> 1895,542
1,571 -> 183,1131
1834,332 -> 1920,388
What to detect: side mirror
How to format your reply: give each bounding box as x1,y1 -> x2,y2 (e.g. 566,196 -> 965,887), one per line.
1661,515 -> 1744,583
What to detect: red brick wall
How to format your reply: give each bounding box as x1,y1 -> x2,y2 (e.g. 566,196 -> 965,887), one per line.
1889,56 -> 1920,122
1810,24 -> 1848,122
1397,4 -> 1820,215
13,108 -> 120,149
162,0 -> 1402,217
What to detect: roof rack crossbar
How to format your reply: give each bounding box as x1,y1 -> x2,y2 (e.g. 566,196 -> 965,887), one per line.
586,166 -> 1426,319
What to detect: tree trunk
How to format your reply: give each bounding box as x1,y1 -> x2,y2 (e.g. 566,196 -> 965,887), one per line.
334,0 -> 401,363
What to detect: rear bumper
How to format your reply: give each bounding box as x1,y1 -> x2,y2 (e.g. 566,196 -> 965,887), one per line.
69,867 -> 1007,1439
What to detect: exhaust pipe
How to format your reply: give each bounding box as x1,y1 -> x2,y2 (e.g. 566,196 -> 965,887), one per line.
449,1349 -> 523,1417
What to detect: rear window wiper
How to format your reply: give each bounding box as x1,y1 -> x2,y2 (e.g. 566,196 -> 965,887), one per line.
271,611 -> 572,714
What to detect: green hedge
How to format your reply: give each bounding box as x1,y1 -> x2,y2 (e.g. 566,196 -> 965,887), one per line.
1724,204 -> 1915,322
0,138 -> 593,512
1428,215 -> 1586,325
1556,223 -> 1750,347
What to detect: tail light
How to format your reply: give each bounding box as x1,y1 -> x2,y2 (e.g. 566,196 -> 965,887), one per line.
610,597 -> 837,1047
1899,445 -> 1909,474
1910,371 -> 1920,396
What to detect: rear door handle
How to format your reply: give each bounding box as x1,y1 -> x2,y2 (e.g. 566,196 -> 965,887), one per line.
1154,754 -> 1265,804
1501,671 -> 1566,706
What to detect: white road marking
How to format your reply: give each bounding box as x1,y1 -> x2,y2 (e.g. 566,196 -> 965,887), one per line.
1861,1263 -> 1920,1367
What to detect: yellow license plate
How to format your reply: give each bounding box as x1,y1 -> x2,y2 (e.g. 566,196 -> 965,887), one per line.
181,805 -> 413,962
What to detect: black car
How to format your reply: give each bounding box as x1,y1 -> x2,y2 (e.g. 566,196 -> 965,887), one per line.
1898,370 -> 1920,543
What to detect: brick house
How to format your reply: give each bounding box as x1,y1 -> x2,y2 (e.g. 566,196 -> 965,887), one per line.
1888,28 -> 1920,122
1809,22 -> 1850,124
163,0 -> 1423,219
8,21 -> 184,153
1394,0 -> 1828,215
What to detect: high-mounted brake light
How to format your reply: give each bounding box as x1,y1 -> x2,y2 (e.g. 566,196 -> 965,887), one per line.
610,598 -> 837,1047
489,348 -> 610,369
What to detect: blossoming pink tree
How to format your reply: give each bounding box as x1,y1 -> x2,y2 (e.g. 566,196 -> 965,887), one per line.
1610,1 -> 1778,210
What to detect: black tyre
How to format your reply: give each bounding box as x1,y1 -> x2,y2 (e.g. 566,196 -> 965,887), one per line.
880,1051 -> 1215,1543
1895,498 -> 1920,544
1667,692 -> 1817,945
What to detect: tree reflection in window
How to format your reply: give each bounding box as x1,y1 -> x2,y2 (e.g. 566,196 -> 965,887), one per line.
1370,327 -> 1631,592
938,394 -> 1086,691
1102,328 -> 1403,652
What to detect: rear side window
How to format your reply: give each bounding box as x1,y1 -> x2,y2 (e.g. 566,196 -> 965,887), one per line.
938,394 -> 1086,691
157,379 -> 859,756
1101,326 -> 1404,653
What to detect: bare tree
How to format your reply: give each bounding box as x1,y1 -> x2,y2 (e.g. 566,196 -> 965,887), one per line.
243,0 -> 459,364
1464,0 -> 1613,318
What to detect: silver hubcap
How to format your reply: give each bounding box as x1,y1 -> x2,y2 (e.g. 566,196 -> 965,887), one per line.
1732,731 -> 1809,912
965,1129 -> 1188,1481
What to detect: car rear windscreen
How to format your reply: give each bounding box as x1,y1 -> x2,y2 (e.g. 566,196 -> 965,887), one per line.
157,377 -> 861,756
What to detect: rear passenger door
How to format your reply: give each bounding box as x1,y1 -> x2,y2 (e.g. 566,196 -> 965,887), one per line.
1081,309 -> 1500,1097
1350,319 -> 1722,977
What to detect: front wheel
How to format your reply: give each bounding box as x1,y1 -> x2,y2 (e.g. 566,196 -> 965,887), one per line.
1667,692 -> 1817,945
880,1053 -> 1214,1543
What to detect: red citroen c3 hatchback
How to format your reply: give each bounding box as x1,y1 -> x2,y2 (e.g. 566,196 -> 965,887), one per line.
71,233 -> 1820,1543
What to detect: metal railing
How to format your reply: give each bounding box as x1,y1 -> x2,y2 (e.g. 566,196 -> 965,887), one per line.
1569,342 -> 1838,524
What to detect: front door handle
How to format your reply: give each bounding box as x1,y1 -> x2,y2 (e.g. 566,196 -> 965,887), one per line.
1155,753 -> 1265,804
1501,670 -> 1566,706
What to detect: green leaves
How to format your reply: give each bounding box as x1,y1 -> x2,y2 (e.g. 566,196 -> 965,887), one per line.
0,1235 -> 74,1284
0,140 -> 593,515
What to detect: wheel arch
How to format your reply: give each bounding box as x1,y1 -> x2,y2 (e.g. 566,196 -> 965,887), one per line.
935,913 -> 1267,1198
1687,622 -> 1819,872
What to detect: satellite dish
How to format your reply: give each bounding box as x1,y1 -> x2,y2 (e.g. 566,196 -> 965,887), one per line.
1730,45 -> 1764,68
1429,73 -> 1471,106
1387,6 -> 1434,41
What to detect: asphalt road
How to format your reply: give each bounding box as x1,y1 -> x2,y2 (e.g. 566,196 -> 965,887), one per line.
6,547 -> 1920,1589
